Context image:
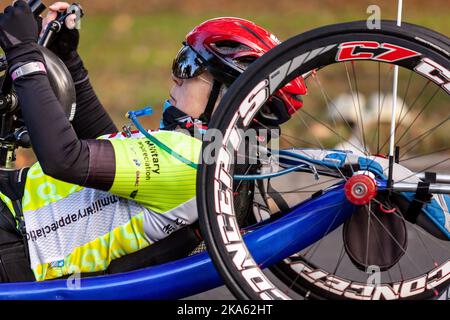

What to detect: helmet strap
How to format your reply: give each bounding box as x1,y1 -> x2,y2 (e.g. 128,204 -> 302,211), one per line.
199,80 -> 222,124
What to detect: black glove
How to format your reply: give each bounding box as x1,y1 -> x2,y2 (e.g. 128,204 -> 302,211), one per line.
0,0 -> 43,71
42,9 -> 85,82
50,25 -> 86,82
47,22 -> 80,66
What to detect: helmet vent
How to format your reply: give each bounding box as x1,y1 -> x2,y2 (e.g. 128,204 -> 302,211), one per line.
233,56 -> 257,69
210,41 -> 252,55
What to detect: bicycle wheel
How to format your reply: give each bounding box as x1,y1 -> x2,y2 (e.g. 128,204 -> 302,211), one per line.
197,20 -> 450,300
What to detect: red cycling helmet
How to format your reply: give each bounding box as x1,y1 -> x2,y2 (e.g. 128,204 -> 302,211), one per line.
172,17 -> 307,126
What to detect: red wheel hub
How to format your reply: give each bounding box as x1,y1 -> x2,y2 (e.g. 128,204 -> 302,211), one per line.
344,174 -> 377,205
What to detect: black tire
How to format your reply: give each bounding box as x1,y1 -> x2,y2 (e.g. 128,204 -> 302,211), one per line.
197,20 -> 450,300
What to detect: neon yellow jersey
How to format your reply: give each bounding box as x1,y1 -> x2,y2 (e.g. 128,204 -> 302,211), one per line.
15,130 -> 202,281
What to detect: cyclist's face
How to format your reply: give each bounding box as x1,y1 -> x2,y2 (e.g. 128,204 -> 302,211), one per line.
169,72 -> 214,118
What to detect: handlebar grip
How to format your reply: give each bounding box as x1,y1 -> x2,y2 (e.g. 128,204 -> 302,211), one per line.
26,0 -> 46,17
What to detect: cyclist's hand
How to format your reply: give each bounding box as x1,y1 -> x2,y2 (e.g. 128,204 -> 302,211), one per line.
42,2 -> 80,62
0,1 -> 39,53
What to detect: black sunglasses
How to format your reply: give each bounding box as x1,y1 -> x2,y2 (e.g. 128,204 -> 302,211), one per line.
172,44 -> 206,79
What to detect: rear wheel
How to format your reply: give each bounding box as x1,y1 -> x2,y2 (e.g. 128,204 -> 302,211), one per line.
197,20 -> 450,300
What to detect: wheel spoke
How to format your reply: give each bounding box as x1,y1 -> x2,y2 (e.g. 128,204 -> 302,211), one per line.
298,108 -> 366,156
302,205 -> 344,262
400,147 -> 450,162
367,206 -> 423,274
256,201 -> 346,267
376,80 -> 432,154
385,157 -> 450,186
395,86 -> 440,146
365,203 -> 371,267
397,71 -> 414,128
372,196 -> 450,255
289,109 -> 349,181
350,62 -> 368,153
400,117 -> 449,156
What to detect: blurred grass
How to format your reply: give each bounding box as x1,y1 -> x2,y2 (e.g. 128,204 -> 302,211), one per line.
0,0 -> 447,166
73,0 -> 449,128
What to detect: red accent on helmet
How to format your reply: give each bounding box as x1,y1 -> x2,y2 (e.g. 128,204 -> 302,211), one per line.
185,17 -> 307,123
273,78 -> 305,115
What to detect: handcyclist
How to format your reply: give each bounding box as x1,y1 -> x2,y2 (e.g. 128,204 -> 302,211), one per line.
0,1 -> 306,282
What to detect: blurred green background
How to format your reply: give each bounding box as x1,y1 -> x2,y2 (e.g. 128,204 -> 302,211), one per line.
0,0 -> 448,166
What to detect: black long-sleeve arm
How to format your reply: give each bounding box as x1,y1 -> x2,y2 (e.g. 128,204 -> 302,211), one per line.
12,50 -> 116,188
15,71 -> 91,185
64,53 -> 118,139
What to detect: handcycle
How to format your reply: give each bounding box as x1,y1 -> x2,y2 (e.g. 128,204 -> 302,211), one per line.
0,0 -> 448,300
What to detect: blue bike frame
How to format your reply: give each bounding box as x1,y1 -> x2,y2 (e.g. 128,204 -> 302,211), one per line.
0,184 -> 354,300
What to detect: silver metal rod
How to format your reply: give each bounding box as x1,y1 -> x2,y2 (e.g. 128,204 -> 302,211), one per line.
393,182 -> 450,194
388,0 -> 404,158
415,173 -> 450,184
